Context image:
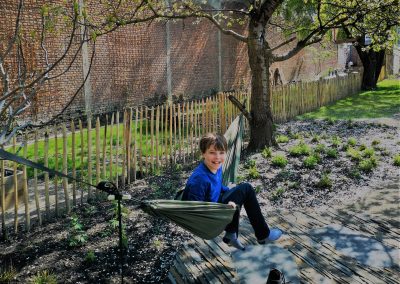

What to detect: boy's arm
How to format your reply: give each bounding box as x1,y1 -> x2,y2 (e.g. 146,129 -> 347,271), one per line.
185,178 -> 210,201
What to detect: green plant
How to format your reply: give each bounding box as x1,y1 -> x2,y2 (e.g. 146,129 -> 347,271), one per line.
68,215 -> 88,247
393,154 -> 400,166
31,270 -> 57,284
331,135 -> 342,147
348,168 -> 361,179
325,117 -> 336,125
311,134 -> 320,143
316,173 -> 332,188
303,155 -> 319,169
271,155 -> 288,168
0,265 -> 17,283
290,132 -> 302,139
247,167 -> 260,179
371,139 -> 380,146
289,142 -> 311,156
347,147 -> 362,161
270,187 -> 285,201
261,147 -> 272,158
358,156 -> 378,172
314,143 -> 326,153
236,175 -> 245,183
245,159 -> 256,169
363,148 -> 375,158
288,181 -> 300,189
85,250 -> 96,263
358,144 -> 367,151
255,185 -> 262,194
326,148 -> 338,158
276,135 -> 289,143
347,137 -> 357,146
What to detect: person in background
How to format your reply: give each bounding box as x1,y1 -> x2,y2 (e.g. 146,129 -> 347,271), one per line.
182,133 -> 282,250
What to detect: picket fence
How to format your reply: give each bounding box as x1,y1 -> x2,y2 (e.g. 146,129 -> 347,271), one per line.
0,72 -> 361,237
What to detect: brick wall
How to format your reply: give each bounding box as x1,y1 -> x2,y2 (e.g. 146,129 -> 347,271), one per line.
1,1 -> 340,123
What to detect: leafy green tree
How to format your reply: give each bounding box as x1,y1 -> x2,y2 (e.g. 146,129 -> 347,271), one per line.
337,0 -> 399,90
127,0 -> 367,150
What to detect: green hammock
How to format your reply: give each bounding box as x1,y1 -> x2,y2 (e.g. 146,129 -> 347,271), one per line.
141,114 -> 245,239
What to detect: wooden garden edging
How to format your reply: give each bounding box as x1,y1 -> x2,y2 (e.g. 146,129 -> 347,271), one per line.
0,73 -> 361,237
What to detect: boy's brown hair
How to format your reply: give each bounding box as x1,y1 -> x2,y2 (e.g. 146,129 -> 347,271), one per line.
199,133 -> 227,154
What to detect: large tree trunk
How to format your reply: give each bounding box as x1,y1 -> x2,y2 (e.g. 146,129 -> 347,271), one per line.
355,45 -> 385,90
246,19 -> 274,151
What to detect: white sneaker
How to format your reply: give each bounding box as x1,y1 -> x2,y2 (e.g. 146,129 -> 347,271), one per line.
258,228 -> 282,244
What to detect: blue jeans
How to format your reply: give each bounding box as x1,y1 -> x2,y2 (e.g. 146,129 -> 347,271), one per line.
220,183 -> 270,240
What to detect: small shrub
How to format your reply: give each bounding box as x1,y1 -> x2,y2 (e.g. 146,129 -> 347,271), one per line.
255,185 -> 262,194
276,135 -> 289,143
236,175 -> 245,183
311,134 -> 320,143
371,139 -> 380,146
393,154 -> 400,166
289,142 -> 311,156
270,187 -> 285,201
31,270 -> 57,284
363,148 -> 375,158
85,250 -> 96,263
348,169 -> 361,179
347,137 -> 357,147
245,159 -> 256,169
68,215 -> 88,247
316,173 -> 332,189
314,143 -> 326,153
358,144 -> 367,151
331,136 -> 342,147
347,147 -> 362,161
358,157 -> 378,173
271,155 -> 288,168
290,132 -> 302,139
247,167 -> 260,179
326,148 -> 338,158
303,155 -> 319,169
288,181 -> 300,189
261,147 -> 272,158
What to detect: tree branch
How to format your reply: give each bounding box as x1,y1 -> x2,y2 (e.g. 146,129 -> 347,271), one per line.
228,95 -> 252,122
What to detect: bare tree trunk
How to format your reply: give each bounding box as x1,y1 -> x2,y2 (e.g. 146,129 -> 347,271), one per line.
247,20 -> 274,151
355,45 -> 385,90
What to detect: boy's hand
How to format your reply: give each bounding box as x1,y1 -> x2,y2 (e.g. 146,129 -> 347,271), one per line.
227,201 -> 236,208
227,182 -> 236,188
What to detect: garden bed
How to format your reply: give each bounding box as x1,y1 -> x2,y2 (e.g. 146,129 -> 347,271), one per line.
0,119 -> 399,283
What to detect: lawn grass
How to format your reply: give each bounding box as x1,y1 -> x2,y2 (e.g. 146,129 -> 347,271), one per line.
298,79 -> 400,120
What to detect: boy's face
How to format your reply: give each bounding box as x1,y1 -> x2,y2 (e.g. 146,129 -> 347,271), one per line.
202,144 -> 226,174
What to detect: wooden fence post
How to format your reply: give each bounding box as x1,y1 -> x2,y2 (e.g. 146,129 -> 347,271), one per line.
62,124 -> 70,214
71,121 -> 77,206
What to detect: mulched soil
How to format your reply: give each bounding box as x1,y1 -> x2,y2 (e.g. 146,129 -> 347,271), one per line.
0,119 -> 399,283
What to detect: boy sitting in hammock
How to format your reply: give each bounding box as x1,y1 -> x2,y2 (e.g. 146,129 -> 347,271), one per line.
182,133 -> 282,250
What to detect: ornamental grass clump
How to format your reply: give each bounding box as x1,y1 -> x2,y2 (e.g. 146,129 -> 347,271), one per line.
358,156 -> 378,173
326,147 -> 338,158
393,154 -> 400,166
276,135 -> 289,143
289,142 -> 311,156
271,154 -> 288,168
247,167 -> 261,179
31,270 -> 57,284
347,137 -> 357,147
314,143 -> 326,153
363,147 -> 375,158
261,147 -> 272,158
347,147 -> 362,161
270,187 -> 285,201
317,173 -> 332,189
331,135 -> 342,147
303,155 -> 319,169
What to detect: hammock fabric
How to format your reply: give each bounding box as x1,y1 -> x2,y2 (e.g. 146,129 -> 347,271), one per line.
141,114 -> 245,239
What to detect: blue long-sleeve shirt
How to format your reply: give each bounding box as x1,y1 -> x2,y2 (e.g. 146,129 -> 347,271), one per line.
182,161 -> 229,202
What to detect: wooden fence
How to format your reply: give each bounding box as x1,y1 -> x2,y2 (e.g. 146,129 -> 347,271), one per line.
0,72 -> 361,237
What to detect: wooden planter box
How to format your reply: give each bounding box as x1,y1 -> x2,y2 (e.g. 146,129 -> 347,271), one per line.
1,169 -> 24,210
